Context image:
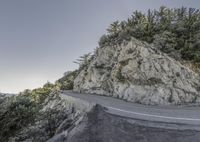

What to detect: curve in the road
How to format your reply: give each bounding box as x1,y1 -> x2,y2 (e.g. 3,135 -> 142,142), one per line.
61,91 -> 200,127
107,106 -> 200,121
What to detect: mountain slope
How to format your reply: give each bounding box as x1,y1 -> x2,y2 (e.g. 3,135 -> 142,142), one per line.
74,38 -> 200,105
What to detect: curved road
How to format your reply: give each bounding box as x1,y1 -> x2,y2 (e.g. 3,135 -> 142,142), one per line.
61,90 -> 200,129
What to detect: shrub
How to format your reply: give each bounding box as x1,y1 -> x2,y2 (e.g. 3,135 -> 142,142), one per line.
118,30 -> 131,42
99,34 -> 109,47
147,77 -> 163,85
153,31 -> 177,53
98,7 -> 200,64
0,95 -> 39,141
116,68 -> 126,83
56,70 -> 79,90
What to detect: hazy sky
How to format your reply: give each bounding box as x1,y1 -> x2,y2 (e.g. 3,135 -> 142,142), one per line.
0,0 -> 199,93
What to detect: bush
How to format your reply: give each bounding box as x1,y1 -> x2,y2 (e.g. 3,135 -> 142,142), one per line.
98,7 -> 200,64
0,95 -> 39,141
118,30 -> 131,42
181,41 -> 200,61
99,34 -> 109,47
116,68 -> 126,83
36,108 -> 70,138
56,70 -> 79,90
153,31 -> 177,53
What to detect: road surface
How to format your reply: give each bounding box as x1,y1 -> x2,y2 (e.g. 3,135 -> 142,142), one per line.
61,90 -> 200,128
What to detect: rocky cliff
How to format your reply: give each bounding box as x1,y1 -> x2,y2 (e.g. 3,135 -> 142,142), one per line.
74,38 -> 200,105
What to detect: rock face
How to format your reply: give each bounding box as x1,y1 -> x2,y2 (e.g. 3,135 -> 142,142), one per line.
74,38 -> 200,105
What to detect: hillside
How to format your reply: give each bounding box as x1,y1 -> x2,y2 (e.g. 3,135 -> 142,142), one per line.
1,6 -> 200,141
72,7 -> 200,105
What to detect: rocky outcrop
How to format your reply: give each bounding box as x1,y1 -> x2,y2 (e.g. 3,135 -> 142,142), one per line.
74,38 -> 200,105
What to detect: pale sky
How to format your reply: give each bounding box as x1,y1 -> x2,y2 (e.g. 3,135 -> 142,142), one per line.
0,0 -> 199,93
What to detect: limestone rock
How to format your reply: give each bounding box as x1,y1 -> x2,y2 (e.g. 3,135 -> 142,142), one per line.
74,38 -> 200,105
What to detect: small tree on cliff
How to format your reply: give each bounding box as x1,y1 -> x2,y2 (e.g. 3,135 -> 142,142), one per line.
73,53 -> 92,70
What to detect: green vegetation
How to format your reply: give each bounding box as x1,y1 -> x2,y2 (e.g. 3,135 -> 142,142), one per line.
21,82 -> 55,103
0,70 -> 79,141
147,77 -> 163,86
0,95 -> 39,141
0,82 -> 57,141
116,67 -> 126,83
0,64 -> 81,140
15,94 -> 73,142
73,53 -> 93,70
55,70 -> 79,90
0,89 -> 73,141
99,7 -> 200,62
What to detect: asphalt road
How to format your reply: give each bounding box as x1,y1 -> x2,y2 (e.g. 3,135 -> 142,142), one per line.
61,91 -> 200,129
